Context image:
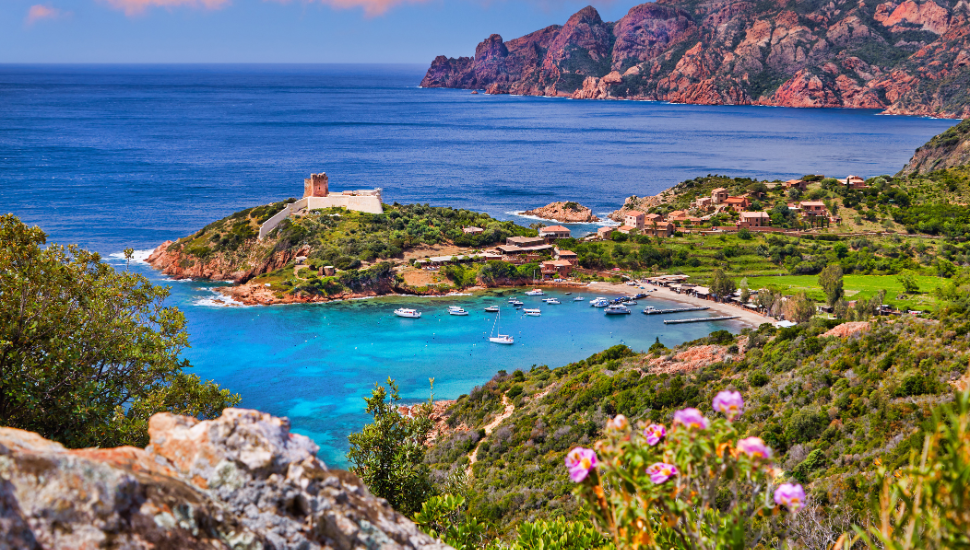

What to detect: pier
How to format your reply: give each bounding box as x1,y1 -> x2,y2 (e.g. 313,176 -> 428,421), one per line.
664,316 -> 738,324
642,306 -> 710,315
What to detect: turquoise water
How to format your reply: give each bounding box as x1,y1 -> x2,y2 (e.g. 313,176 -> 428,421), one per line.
2,64 -> 958,465
129,261 -> 738,466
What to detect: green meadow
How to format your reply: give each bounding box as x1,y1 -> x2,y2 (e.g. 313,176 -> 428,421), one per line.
745,273 -> 945,311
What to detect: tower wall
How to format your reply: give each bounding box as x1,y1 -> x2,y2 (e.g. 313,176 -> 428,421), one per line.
303,173 -> 329,198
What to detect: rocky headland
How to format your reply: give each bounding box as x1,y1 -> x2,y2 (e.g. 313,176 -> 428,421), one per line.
422,1 -> 970,118
522,201 -> 600,223
901,117 -> 970,174
0,408 -> 448,549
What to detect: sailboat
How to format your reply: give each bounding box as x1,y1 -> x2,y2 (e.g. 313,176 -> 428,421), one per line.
489,309 -> 514,345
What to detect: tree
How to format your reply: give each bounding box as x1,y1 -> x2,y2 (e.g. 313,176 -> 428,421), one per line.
784,292 -> 816,323
739,278 -> 751,303
818,265 -> 844,307
0,215 -> 239,449
709,268 -> 736,301
347,377 -> 434,516
897,271 -> 920,294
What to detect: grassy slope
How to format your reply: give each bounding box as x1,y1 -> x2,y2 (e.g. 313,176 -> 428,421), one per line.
746,274 -> 944,311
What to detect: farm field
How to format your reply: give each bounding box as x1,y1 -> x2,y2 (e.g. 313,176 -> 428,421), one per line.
745,274 -> 945,311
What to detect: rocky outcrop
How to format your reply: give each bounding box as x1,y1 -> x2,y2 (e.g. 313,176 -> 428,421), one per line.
421,1 -> 970,118
146,240 -> 308,283
0,408 -> 450,550
900,117 -> 970,174
608,194 -> 666,221
522,201 -> 600,223
647,344 -> 740,374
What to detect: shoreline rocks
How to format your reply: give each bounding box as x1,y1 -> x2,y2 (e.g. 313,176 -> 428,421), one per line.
522,201 -> 600,223
0,408 -> 450,549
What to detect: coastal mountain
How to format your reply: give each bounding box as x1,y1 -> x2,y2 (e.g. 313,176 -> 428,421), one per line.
421,0 -> 970,118
901,117 -> 970,173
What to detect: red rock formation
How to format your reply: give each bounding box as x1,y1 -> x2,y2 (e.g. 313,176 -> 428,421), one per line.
421,0 -> 970,118
522,201 -> 601,222
146,240 -> 308,283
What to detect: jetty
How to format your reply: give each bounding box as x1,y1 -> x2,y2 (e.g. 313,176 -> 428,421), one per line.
664,316 -> 738,324
642,306 -> 709,315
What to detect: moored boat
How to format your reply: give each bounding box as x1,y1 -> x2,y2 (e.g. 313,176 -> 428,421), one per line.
590,298 -> 610,308
523,308 -> 541,316
484,305 -> 500,312
394,308 -> 421,318
525,288 -> 544,296
605,304 -> 631,315
448,307 -> 469,316
489,309 -> 514,345
545,298 -> 561,305
573,296 -> 585,301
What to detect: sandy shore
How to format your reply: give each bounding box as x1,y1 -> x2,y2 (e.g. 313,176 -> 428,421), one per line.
586,281 -> 773,329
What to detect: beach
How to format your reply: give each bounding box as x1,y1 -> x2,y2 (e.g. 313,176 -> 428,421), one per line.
586,281 -> 773,329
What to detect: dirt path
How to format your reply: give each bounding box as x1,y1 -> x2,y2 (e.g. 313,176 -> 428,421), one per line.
466,393 -> 514,478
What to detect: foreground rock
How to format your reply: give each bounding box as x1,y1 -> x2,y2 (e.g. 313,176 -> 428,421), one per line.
422,2 -> 970,118
522,201 -> 600,223
0,408 -> 450,550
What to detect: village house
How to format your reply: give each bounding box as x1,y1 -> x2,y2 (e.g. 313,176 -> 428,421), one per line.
667,210 -> 689,223
643,221 -> 674,237
554,247 -> 577,262
840,175 -> 867,189
644,213 -> 663,224
711,188 -> 729,204
724,196 -> 751,213
462,226 -> 484,235
738,211 -> 771,228
596,226 -> 614,239
624,210 -> 646,230
783,179 -> 808,191
616,225 -> 637,234
686,217 -> 704,227
799,201 -> 828,218
507,236 -> 545,247
541,260 -> 573,278
693,197 -> 713,211
538,225 -> 571,241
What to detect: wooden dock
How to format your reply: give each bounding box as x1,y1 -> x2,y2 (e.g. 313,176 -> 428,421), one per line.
642,306 -> 709,315
664,316 -> 738,324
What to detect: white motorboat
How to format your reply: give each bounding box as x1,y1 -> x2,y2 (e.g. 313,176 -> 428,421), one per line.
448,307 -> 469,316
489,309 -> 514,345
394,308 -> 421,318
573,296 -> 585,301
605,304 -> 631,315
484,306 -> 500,312
509,299 -> 524,306
624,301 -> 638,306
523,308 -> 541,316
545,298 -> 561,305
525,288 -> 544,296
590,298 -> 610,308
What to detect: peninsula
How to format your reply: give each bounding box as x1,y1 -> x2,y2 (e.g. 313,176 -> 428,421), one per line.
422,1 -> 970,118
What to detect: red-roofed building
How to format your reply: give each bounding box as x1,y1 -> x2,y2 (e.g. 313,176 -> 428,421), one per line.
724,196 -> 750,212
554,248 -> 577,262
738,211 -> 771,228
539,225 -> 571,241
624,210 -> 645,230
541,260 -> 573,278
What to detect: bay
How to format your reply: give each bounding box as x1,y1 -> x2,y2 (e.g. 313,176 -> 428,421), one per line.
0,63 -> 957,465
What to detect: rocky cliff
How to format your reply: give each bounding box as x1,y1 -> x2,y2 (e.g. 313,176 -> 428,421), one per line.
901,117 -> 970,173
422,0 -> 970,118
522,201 -> 601,222
0,408 -> 450,550
146,239 -> 306,283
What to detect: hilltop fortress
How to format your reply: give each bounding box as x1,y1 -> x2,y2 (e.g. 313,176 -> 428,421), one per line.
259,172 -> 383,239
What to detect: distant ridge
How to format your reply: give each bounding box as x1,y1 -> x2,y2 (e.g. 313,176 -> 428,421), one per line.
422,0 -> 970,119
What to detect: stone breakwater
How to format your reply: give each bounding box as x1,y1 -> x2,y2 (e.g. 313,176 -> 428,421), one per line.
0,408 -> 450,550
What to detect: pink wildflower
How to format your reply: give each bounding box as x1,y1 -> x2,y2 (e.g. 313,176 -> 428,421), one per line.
712,390 -> 744,421
774,483 -> 806,513
565,447 -> 597,483
643,424 -> 666,446
606,414 -> 629,432
737,437 -> 773,460
647,462 -> 678,484
673,408 -> 709,430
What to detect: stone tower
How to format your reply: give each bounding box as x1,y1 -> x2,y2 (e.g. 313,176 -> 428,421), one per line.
304,173 -> 329,198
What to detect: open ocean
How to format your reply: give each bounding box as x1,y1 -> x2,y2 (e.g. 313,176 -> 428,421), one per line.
0,64 -> 957,465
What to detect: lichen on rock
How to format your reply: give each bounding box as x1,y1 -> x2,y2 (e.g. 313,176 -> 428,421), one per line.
0,408 -> 451,550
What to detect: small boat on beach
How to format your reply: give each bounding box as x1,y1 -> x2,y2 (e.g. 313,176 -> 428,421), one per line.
394,308 -> 421,318
448,307 -> 469,316
525,288 -> 544,296
523,308 -> 541,316
484,306 -> 500,312
605,304 -> 631,315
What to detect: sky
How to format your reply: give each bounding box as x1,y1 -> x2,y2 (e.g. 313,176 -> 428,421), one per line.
1,0 -> 638,63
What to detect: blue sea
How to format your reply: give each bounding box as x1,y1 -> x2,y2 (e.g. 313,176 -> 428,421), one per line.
0,64 -> 957,465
